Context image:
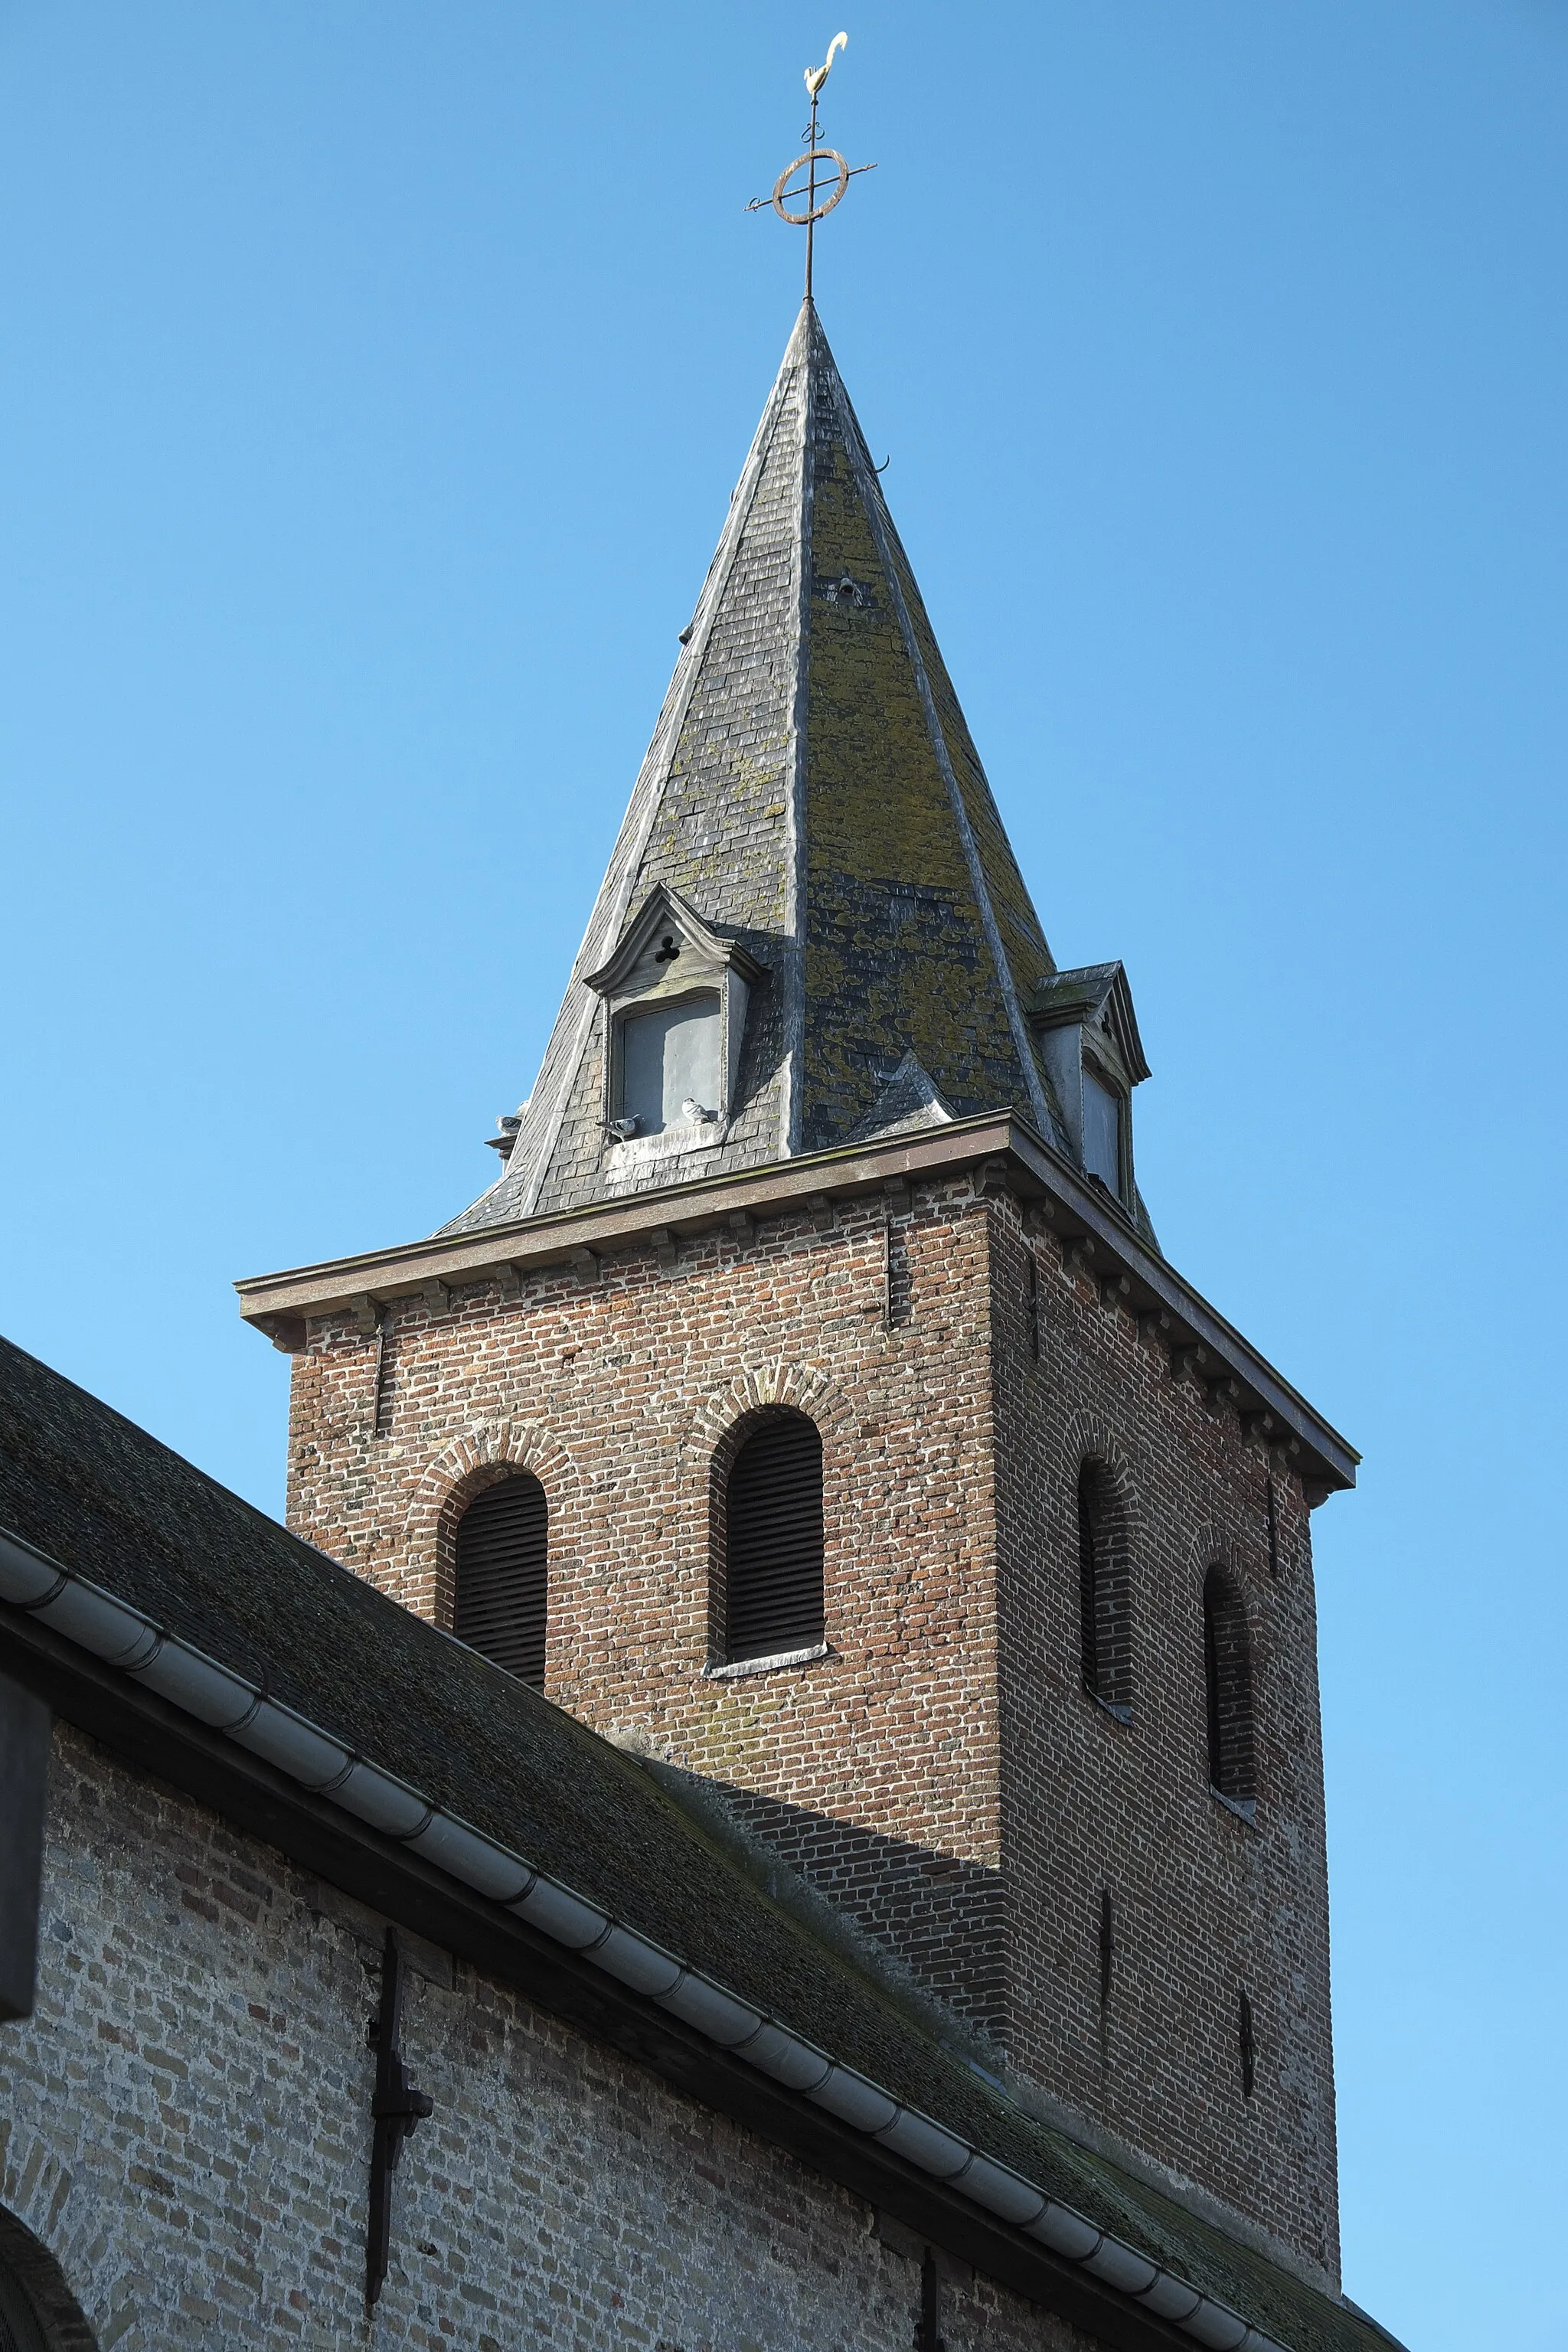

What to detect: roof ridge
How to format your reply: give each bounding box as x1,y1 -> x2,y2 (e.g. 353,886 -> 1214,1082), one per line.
822,345 -> 1057,1144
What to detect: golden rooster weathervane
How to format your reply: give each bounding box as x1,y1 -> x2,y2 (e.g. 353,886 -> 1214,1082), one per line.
747,31 -> 876,302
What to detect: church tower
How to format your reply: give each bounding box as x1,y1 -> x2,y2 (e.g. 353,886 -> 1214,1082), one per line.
240,299 -> 1357,2295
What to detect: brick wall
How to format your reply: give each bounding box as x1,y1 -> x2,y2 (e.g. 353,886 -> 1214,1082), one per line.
282,1174 -> 1338,2283
986,1199 -> 1338,2283
287,1185 -> 1009,2039
2,1721 -> 1089,2352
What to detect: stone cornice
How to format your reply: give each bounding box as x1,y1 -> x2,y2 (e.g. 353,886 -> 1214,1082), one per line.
234,1112 -> 1357,1498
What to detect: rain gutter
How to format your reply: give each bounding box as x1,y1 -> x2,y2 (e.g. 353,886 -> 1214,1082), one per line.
0,1525 -> 1286,2352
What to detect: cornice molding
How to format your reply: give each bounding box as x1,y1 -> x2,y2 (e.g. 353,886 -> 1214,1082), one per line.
235,1114 -> 1357,1496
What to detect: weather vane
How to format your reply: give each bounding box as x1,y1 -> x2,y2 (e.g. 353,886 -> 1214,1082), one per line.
747,31 -> 877,302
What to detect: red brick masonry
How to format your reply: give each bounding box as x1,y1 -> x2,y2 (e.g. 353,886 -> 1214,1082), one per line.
283,1172 -> 1338,2284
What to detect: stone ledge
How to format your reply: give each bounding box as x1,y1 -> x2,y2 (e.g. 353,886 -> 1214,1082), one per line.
704,1643 -> 833,1682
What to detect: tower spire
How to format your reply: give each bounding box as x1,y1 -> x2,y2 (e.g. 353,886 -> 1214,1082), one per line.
444,305 -> 1096,1238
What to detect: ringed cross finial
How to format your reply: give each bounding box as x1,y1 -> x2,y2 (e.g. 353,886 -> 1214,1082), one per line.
746,30 -> 876,302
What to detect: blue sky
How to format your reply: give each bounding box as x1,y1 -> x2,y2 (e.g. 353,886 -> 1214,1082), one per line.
2,6 -> 1564,2344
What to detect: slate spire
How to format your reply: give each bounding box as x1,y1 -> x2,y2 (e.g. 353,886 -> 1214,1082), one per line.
445,303 -> 1071,1233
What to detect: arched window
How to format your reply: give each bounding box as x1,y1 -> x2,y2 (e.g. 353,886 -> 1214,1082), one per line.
0,2259 -> 45,2352
1076,1458 -> 1131,1721
720,1412 -> 825,1665
0,2207 -> 84,2352
453,1475 -> 548,1688
1203,1566 -> 1255,1805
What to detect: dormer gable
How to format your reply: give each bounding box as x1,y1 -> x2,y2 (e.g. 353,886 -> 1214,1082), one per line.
1029,962 -> 1150,1210
583,886 -> 766,1157
582,883 -> 765,1005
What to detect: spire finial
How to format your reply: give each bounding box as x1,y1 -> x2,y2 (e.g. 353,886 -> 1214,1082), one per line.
746,31 -> 876,303
804,30 -> 848,103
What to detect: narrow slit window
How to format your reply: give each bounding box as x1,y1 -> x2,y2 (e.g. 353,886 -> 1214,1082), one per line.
1239,1988 -> 1257,2099
1203,1566 -> 1256,1805
453,1475 -> 549,1688
1076,1459 -> 1132,1720
722,1413 -> 824,1664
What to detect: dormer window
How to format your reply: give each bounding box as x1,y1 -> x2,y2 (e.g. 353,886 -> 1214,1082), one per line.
1081,1065 -> 1125,1195
584,883 -> 764,1157
1027,962 -> 1149,1214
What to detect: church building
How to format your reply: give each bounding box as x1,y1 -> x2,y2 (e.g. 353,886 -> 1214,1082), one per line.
0,294 -> 1398,2352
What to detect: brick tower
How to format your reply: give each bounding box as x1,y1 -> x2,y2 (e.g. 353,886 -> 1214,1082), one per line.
240,302 -> 1357,2294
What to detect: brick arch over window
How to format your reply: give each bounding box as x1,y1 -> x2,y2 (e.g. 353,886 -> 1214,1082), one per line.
683,1359 -> 853,1465
403,1422 -> 580,1637
710,1406 -> 825,1666
1057,1416 -> 1142,1721
1203,1563 -> 1256,1804
1076,1452 -> 1133,1720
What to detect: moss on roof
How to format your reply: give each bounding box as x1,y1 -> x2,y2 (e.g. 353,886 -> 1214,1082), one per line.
443,303 -> 1073,1228
0,1333 -> 1383,2352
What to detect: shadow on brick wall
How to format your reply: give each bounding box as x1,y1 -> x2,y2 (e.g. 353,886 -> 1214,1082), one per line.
700,1779 -> 1008,2040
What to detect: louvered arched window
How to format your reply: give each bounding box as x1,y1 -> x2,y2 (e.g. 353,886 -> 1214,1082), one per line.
1076,1457 -> 1131,1720
720,1412 -> 825,1665
1203,1566 -> 1255,1805
453,1475 -> 548,1688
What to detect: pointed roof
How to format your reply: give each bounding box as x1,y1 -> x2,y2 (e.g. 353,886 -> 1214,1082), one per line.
841,1050 -> 956,1147
446,304 -> 1067,1233
1031,963 -> 1152,1088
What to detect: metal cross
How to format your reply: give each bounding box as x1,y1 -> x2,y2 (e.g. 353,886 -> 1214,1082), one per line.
747,32 -> 877,301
